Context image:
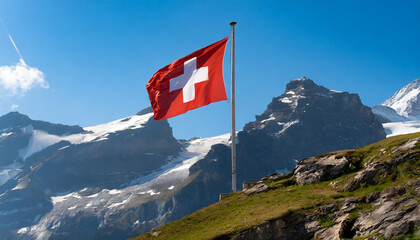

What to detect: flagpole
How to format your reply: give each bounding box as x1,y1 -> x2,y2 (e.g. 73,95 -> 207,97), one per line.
230,21 -> 237,192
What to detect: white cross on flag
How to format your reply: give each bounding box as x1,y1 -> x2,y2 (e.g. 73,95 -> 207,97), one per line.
169,57 -> 209,103
147,37 -> 228,120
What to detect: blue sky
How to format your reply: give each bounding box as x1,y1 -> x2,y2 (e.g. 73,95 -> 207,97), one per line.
0,0 -> 419,139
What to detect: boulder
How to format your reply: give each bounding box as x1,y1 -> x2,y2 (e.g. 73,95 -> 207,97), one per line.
293,155 -> 348,186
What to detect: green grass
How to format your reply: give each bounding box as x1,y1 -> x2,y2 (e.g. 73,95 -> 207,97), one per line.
397,227 -> 420,240
318,216 -> 335,228
130,132 -> 420,240
348,203 -> 373,221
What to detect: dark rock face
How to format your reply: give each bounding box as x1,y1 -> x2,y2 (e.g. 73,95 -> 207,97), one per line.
236,77 -> 385,187
232,212 -> 318,240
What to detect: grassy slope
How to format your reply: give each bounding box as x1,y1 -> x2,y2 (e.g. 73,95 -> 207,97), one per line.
131,132 -> 420,240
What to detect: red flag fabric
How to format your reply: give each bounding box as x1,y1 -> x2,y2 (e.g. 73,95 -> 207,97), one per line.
146,37 -> 229,120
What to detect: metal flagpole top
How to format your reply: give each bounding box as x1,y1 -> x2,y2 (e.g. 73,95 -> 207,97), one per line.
230,22 -> 237,26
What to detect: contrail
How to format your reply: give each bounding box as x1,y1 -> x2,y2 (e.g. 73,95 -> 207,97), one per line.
0,16 -> 24,61
8,34 -> 23,60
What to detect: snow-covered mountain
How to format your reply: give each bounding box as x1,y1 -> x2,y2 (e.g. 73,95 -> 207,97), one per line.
382,78 -> 420,120
0,78 -> 387,239
370,78 -> 420,137
0,109 -> 185,239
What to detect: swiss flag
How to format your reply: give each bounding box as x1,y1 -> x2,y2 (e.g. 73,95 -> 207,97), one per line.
146,37 -> 229,120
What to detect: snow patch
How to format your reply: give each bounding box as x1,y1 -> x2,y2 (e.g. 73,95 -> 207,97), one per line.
275,120 -> 299,136
87,193 -> 98,198
17,227 -> 29,234
51,192 -> 81,205
51,196 -> 68,205
68,206 -> 77,210
383,121 -> 420,137
19,128 -> 63,160
58,146 -> 69,151
280,98 -> 293,104
0,132 -> 13,138
108,199 -> 127,208
78,113 -> 154,143
278,94 -> 306,109
0,162 -> 22,187
261,116 -> 275,123
0,169 -> 13,186
277,120 -> 299,130
108,189 -> 122,195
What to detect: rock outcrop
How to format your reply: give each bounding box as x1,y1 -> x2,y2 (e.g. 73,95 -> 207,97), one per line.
293,155 -> 349,186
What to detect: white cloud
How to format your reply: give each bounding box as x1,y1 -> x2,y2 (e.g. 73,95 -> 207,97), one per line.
0,59 -> 49,96
10,104 -> 19,110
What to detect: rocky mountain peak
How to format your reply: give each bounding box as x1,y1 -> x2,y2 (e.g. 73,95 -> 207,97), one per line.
285,77 -> 330,96
235,78 -> 385,189
0,112 -> 84,136
246,78 -> 373,136
0,112 -> 31,130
